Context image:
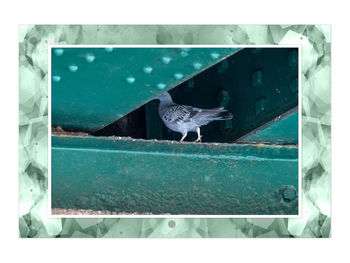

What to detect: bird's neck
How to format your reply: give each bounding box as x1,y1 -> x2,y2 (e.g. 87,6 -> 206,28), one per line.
158,100 -> 175,113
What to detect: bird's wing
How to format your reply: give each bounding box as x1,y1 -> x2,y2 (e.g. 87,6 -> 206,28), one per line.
162,105 -> 201,125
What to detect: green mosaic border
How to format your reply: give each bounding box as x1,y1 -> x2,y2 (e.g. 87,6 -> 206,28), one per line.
19,25 -> 331,238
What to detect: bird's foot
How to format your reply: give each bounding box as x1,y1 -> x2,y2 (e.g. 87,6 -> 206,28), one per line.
194,136 -> 202,143
179,138 -> 184,142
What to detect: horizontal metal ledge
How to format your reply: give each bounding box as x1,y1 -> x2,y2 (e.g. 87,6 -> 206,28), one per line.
51,135 -> 299,215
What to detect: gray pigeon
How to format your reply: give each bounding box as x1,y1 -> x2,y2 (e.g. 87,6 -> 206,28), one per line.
156,92 -> 233,142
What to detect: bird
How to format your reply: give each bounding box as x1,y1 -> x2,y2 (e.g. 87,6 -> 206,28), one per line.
156,91 -> 233,142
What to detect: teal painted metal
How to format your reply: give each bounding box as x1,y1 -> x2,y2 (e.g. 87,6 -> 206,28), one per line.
51,135 -> 298,215
108,47 -> 298,143
237,109 -> 298,144
51,47 -> 240,132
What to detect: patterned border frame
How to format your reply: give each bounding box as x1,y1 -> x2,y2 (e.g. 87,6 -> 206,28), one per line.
19,25 -> 331,238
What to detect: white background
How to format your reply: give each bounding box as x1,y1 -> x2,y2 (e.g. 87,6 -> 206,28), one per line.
0,0 -> 349,262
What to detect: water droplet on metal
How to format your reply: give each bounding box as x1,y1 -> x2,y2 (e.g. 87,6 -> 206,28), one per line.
54,49 -> 64,56
174,72 -> 184,80
193,62 -> 202,70
162,56 -> 171,64
52,76 -> 61,82
126,76 -> 135,84
210,52 -> 220,59
143,66 -> 153,74
104,47 -> 114,53
157,83 -> 166,90
85,54 -> 95,63
68,65 -> 78,72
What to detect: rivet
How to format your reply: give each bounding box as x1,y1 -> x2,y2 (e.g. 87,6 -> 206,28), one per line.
162,56 -> 171,64
157,83 -> 166,90
252,70 -> 263,87
182,78 -> 194,92
188,79 -> 195,89
68,65 -> 78,72
217,60 -> 228,73
52,76 -> 61,82
104,47 -> 114,52
193,62 -> 202,70
217,90 -> 230,107
126,76 -> 136,84
279,185 -> 297,202
54,49 -> 64,56
174,72 -> 184,80
85,54 -> 95,63
255,97 -> 266,115
180,48 -> 190,57
210,52 -> 220,59
143,66 -> 153,74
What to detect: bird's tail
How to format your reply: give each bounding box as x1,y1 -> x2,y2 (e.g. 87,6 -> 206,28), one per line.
201,108 -> 233,121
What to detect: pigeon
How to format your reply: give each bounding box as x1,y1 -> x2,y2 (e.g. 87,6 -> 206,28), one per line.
156,91 -> 233,142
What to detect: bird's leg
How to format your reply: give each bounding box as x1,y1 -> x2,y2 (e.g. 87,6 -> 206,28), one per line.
179,132 -> 187,142
194,127 -> 202,142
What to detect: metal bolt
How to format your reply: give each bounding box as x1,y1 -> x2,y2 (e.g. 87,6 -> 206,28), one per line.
157,83 -> 166,90
182,78 -> 195,93
252,70 -> 263,87
68,65 -> 78,72
126,76 -> 135,84
210,52 -> 220,59
174,72 -> 184,80
143,66 -> 153,74
162,56 -> 171,64
217,60 -> 228,73
52,76 -> 61,82
85,54 -> 95,63
193,62 -> 202,70
54,48 -> 64,56
255,97 -> 266,115
279,185 -> 297,202
217,90 -> 230,107
104,47 -> 113,53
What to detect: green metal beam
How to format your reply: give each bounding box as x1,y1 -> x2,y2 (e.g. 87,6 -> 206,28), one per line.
51,135 -> 298,215
237,109 -> 298,144
51,47 -> 240,132
141,47 -> 299,143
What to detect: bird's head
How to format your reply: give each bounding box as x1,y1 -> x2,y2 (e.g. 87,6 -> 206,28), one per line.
156,91 -> 173,103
